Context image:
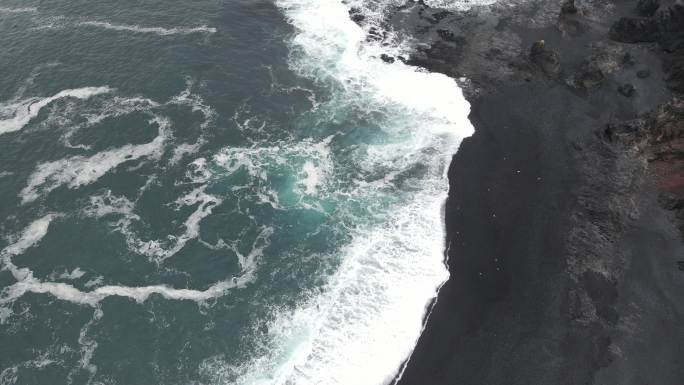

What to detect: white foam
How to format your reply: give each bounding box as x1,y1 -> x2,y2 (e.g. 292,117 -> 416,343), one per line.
0,214 -> 245,313
58,268 -> 86,280
224,189 -> 449,385
221,0 -> 475,383
70,308 -> 102,382
229,226 -> 274,285
0,7 -> 37,14
20,116 -> 169,203
82,190 -> 138,219
0,306 -> 12,325
299,161 -> 323,195
78,21 -> 216,36
0,347 -> 64,385
81,178 -> 223,265
171,141 -> 205,165
0,225 -> 273,309
170,80 -> 217,129
0,87 -> 111,136
0,215 -> 59,284
1,214 -> 56,259
0,278 -> 237,308
423,0 -> 498,9
83,96 -> 160,126
121,186 -> 222,264
213,137 -> 333,205
185,158 -> 212,184
83,276 -> 104,289
59,95 -> 160,149
167,85 -> 212,163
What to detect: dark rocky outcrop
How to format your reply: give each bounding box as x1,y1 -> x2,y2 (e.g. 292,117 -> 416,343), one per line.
561,0 -> 578,15
348,7 -> 365,24
604,99 -> 684,235
380,54 -> 395,63
574,59 -> 606,89
530,40 -> 562,75
604,1 -> 684,240
618,83 -> 636,96
609,17 -> 660,43
637,0 -> 661,17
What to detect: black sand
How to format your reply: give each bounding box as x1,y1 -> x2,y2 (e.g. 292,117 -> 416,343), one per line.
372,0 -> 684,384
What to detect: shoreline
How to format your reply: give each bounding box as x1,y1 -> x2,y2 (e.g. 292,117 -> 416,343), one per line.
373,0 -> 684,383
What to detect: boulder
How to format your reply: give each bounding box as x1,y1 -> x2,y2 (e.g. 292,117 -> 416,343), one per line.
380,54 -> 395,64
529,40 -> 561,75
561,0 -> 578,15
618,83 -> 636,97
575,61 -> 605,89
609,17 -> 660,43
349,7 -> 365,24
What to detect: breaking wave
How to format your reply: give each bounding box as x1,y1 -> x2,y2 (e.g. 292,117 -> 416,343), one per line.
200,0 -> 476,384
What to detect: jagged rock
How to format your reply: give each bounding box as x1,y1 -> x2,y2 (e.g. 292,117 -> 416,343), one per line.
437,29 -> 460,43
622,52 -> 636,66
349,7 -> 365,24
665,57 -> 684,93
652,99 -> 684,141
655,4 -> 684,46
603,118 -> 648,143
380,54 -> 395,64
608,4 -> 683,94
530,40 -> 545,56
610,3 -> 684,47
407,38 -> 465,78
575,60 -> 604,89
618,83 -> 636,97
609,17 -> 660,43
432,10 -> 452,22
529,40 -> 561,75
367,27 -> 385,42
637,0 -> 660,17
603,99 -> 684,146
561,0 -> 578,15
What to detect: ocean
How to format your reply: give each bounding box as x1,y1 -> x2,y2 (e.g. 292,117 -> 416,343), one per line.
0,1 -> 474,384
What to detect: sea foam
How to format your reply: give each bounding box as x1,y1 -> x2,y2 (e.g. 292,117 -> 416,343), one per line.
0,215 -> 257,321
20,115 -> 169,203
214,0 -> 475,384
0,278 -> 236,308
0,87 -> 111,136
1,214 -> 57,259
78,21 -> 216,36
0,7 -> 37,14
124,186 -> 223,264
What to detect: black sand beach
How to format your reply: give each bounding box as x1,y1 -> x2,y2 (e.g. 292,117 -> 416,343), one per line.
369,0 -> 684,383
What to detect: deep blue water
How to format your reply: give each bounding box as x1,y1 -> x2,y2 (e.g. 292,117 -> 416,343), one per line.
0,1 -> 473,384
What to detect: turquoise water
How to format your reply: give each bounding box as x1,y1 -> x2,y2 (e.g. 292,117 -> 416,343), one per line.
0,1 -> 473,384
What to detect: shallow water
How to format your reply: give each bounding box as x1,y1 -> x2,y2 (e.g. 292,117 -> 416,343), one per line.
0,1 -> 474,384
